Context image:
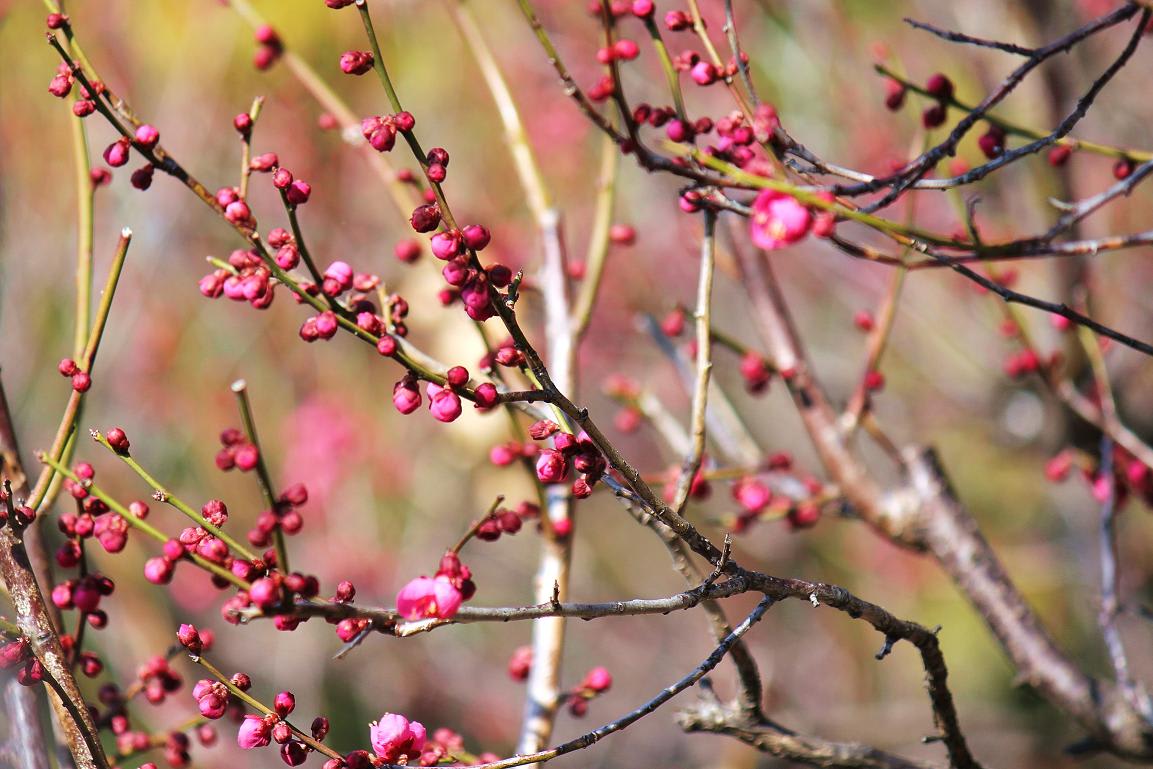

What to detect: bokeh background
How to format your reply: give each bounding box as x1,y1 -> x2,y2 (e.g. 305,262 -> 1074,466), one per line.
3,0 -> 1153,767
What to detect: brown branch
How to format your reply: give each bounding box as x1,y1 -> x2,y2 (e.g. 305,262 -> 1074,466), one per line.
733,232 -> 1153,758
0,495 -> 108,769
0,376 -> 88,769
678,702 -> 935,769
842,4 -> 1142,209
903,17 -> 1036,56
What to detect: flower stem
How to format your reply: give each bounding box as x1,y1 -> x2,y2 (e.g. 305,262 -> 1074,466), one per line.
230,380 -> 288,572
450,496 -> 506,554
27,229 -> 131,512
91,433 -> 260,563
239,96 -> 264,201
189,654 -> 342,760
37,455 -> 250,590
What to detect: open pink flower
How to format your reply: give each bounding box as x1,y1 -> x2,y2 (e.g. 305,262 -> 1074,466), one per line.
371,713 -> 426,762
396,575 -> 463,620
237,715 -> 271,749
749,189 -> 811,250
732,477 -> 772,514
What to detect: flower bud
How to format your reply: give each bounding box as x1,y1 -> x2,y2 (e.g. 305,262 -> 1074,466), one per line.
274,691 -> 296,717
410,204 -> 442,233
177,624 -> 203,654
286,180 -> 311,205
430,231 -> 462,260
134,124 -> 160,149
474,383 -> 498,409
461,224 -> 491,251
339,50 -> 374,75
106,427 -> 130,453
103,139 -> 131,168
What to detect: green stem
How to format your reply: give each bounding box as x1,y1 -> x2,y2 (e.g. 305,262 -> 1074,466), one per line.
70,110 -> 94,360
450,0 -> 552,220
190,655 -> 342,760
355,1 -> 459,231
0,617 -> 21,637
875,63 -> 1150,162
27,229 -> 132,511
677,145 -> 967,247
279,191 -> 327,293
38,455 -> 250,589
239,96 -> 264,201
42,33 -> 501,407
91,433 -> 259,563
230,380 -> 288,572
450,496 -> 506,554
572,134 -> 619,339
642,16 -> 689,123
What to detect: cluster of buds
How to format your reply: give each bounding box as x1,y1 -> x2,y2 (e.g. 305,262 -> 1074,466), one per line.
0,492 -> 37,531
47,61 -> 73,98
708,110 -> 763,169
134,653 -> 188,705
631,102 -> 713,145
50,574 -> 114,626
200,248 -> 275,308
478,337 -> 526,371
339,49 -> 374,76
375,292 -> 410,339
532,425 -> 607,499
471,505 -> 526,544
431,227 -> 508,323
272,166 -> 312,206
219,184 -> 258,227
978,122 -> 1007,159
57,463 -> 141,558
1046,446 -> 1153,510
488,440 -> 540,466
253,25 -> 284,70
248,482 -> 310,548
300,288 -> 386,344
231,570 -> 321,630
215,427 -> 259,472
322,260 -> 380,299
1002,348 -> 1042,379
361,111 -> 414,152
396,551 -> 476,621
267,226 -> 299,270
238,710 -> 324,767
883,77 -> 907,111
739,351 -> 773,394
58,356 -> 91,392
0,637 -> 38,686
921,72 -> 954,129
565,666 -> 613,717
192,678 -> 232,720
392,369 -> 497,420
150,525 -> 234,588
596,37 -> 640,64
236,689 -> 322,767
727,458 -> 824,533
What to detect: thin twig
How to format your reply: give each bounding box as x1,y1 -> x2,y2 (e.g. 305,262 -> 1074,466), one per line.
904,17 -> 1036,56
671,211 -> 718,513
26,228 -> 132,511
231,380 -> 288,571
